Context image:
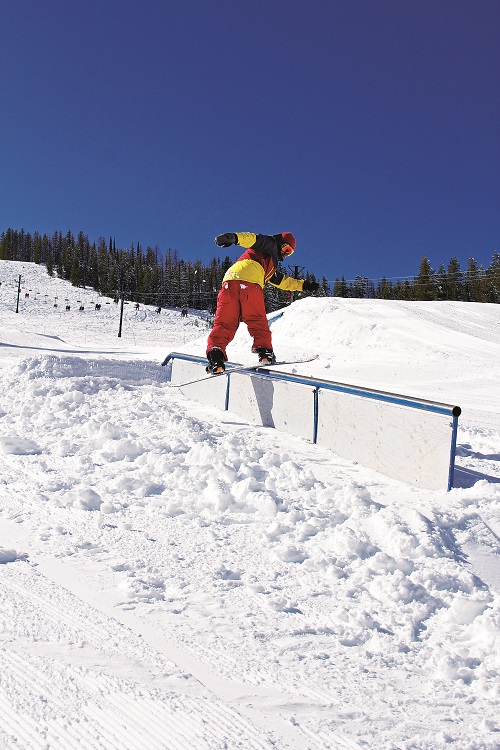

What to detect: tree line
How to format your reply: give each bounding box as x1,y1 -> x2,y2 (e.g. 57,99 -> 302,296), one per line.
1,228 -> 499,308
0,228 -> 327,312
333,253 -> 500,302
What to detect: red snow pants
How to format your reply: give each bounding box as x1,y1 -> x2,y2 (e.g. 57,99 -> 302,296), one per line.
206,280 -> 272,359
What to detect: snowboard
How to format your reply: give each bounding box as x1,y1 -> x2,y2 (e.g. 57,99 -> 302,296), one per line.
167,355 -> 319,388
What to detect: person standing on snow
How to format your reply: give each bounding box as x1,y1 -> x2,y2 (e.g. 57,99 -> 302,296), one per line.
206,231 -> 319,374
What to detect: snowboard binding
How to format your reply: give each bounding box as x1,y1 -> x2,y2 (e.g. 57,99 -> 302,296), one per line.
256,348 -> 277,365
206,348 -> 226,374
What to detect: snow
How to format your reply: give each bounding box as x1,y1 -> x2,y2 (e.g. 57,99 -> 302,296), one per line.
0,258 -> 499,749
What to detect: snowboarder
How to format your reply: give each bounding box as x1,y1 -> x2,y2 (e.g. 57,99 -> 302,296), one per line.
206,232 -> 319,374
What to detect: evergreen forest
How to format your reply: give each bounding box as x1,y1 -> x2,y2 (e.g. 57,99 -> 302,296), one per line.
1,228 -> 499,311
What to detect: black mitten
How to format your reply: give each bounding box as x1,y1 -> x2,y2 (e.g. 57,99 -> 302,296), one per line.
302,280 -> 319,292
215,233 -> 237,247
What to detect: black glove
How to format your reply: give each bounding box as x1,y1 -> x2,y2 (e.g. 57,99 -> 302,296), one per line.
302,280 -> 319,292
215,233 -> 237,247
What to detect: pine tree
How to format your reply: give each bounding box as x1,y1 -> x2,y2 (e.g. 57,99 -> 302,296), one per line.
46,246 -> 54,277
333,277 -> 349,297
464,257 -> 483,301
414,255 -> 436,301
403,279 -> 415,300
319,277 -> 330,297
263,283 -> 283,312
351,275 -> 368,298
486,251 -> 500,302
435,262 -> 447,300
33,232 -> 42,265
446,257 -> 463,300
70,248 -> 81,287
377,277 -> 393,299
89,243 -> 99,290
97,237 -> 111,296
53,231 -> 64,278
0,229 -> 13,260
20,229 -> 32,262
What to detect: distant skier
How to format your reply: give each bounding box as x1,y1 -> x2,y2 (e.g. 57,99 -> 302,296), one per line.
206,232 -> 319,374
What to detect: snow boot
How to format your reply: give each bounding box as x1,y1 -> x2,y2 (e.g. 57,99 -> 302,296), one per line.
206,348 -> 226,374
256,348 -> 277,365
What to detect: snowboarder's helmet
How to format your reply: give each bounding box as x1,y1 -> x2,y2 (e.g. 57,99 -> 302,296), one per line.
281,232 -> 296,249
276,232 -> 296,257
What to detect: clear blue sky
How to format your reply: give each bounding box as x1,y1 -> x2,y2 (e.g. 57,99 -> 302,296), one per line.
1,0 -> 499,283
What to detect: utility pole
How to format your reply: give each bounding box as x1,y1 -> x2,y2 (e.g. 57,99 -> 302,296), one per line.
118,293 -> 125,337
15,275 -> 21,313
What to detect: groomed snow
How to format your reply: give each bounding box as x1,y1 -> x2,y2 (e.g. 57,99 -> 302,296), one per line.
0,259 -> 499,749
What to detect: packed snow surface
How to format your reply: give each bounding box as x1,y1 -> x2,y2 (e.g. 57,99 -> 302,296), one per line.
0,259 -> 499,749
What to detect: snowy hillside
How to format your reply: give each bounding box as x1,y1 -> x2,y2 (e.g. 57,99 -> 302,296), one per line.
0,259 -> 499,749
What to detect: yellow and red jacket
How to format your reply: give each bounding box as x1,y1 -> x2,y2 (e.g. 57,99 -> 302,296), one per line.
222,232 -> 305,291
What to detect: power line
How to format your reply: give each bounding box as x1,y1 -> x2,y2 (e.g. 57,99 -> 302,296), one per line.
326,270 -> 492,285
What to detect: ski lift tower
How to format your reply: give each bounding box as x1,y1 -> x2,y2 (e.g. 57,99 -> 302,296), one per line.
287,264 -> 305,303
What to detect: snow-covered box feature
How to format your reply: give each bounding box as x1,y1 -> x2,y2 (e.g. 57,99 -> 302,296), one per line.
163,353 -> 461,491
316,384 -> 461,491
228,373 -> 314,440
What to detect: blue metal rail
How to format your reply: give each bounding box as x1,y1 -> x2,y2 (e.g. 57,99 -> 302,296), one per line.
162,352 -> 461,490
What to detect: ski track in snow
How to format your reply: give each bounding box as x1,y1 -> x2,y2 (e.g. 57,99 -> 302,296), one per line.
0,260 -> 499,749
